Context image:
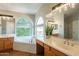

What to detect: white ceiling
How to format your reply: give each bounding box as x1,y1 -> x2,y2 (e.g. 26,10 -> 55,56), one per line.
0,3 -> 43,14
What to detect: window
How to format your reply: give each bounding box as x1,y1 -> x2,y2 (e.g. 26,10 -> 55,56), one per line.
36,17 -> 44,40
15,17 -> 33,43
16,17 -> 32,36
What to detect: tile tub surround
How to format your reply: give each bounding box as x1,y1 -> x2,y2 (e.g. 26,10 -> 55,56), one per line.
37,36 -> 79,56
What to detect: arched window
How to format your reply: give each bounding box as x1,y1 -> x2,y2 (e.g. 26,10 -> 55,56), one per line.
15,16 -> 33,43
36,17 -> 44,40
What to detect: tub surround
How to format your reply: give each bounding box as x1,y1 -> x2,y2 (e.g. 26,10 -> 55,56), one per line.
36,36 -> 79,56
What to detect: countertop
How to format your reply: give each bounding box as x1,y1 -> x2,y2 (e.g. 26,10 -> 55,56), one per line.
0,34 -> 14,38
37,36 -> 79,56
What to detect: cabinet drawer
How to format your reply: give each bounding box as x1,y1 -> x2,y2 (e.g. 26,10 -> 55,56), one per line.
36,40 -> 44,47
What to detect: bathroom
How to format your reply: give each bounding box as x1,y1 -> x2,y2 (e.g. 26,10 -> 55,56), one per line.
0,3 -> 79,56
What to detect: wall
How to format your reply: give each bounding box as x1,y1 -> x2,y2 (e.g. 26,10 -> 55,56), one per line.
0,9 -> 36,53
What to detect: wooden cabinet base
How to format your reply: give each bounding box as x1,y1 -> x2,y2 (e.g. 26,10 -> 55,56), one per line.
36,40 -> 66,56
0,37 -> 14,52
44,44 -> 66,56
36,40 -> 44,56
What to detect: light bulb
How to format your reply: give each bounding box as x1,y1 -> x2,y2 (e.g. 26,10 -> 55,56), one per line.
55,7 -> 59,11
71,3 -> 75,8
64,5 -> 68,11
59,9 -> 62,13
2,16 -> 6,19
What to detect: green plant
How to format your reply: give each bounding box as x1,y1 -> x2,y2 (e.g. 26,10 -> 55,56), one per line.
46,25 -> 54,35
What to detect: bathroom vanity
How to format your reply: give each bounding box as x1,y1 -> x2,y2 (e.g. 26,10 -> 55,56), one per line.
0,35 -> 14,52
36,36 -> 79,56
36,39 -> 66,56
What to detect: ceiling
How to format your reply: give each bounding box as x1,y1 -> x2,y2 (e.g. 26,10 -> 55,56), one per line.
0,3 -> 43,14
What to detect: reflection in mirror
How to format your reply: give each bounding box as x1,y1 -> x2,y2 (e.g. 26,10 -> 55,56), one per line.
46,3 -> 79,41
64,4 -> 79,41
36,17 -> 44,40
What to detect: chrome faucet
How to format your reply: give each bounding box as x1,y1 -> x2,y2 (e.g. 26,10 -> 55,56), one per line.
64,39 -> 74,47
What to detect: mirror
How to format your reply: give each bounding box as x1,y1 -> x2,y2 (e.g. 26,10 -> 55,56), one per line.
64,4 -> 79,41
46,3 -> 79,41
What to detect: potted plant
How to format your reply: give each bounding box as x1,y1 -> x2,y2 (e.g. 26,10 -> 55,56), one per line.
46,25 -> 54,38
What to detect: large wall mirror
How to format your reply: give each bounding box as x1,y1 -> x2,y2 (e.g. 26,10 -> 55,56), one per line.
64,4 -> 79,41
46,3 -> 79,41
0,15 -> 15,35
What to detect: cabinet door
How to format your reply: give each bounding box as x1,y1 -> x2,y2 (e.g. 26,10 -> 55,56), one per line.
0,39 -> 4,51
50,47 -> 66,56
44,44 -> 55,56
44,44 -> 49,56
44,44 -> 66,56
36,40 -> 44,56
4,39 -> 13,49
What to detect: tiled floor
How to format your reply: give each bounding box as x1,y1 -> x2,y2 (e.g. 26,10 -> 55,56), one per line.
0,50 -> 36,56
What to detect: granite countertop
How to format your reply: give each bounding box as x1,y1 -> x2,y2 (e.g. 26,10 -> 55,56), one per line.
37,36 -> 79,56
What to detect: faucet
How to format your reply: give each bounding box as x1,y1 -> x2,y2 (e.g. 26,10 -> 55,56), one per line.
64,39 -> 74,47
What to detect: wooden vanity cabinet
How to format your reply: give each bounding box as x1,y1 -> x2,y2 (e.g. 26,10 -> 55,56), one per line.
4,37 -> 13,50
44,44 -> 66,56
44,44 -> 55,56
36,40 -> 44,56
0,37 -> 14,51
0,39 -> 4,51
36,40 -> 66,56
36,40 -> 44,47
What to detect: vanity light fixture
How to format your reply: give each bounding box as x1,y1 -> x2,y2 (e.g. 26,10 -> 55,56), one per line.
46,3 -> 76,19
52,3 -> 76,13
